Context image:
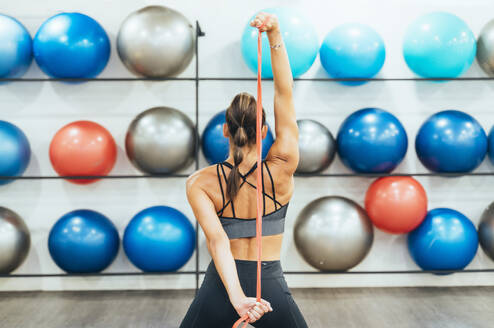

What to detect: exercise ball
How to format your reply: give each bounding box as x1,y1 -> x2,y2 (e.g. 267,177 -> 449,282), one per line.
294,196 -> 373,271
337,108 -> 408,173
477,19 -> 494,76
365,177 -> 427,234
479,201 -> 494,261
0,207 -> 30,273
489,127 -> 494,165
0,121 -> 31,185
48,209 -> 119,273
117,6 -> 195,77
0,14 -> 32,78
403,12 -> 476,78
320,23 -> 385,85
408,208 -> 478,271
201,110 -> 274,165
126,107 -> 196,174
241,7 -> 319,78
49,121 -> 117,184
296,119 -> 336,173
123,206 -> 195,272
415,110 -> 487,173
33,13 -> 110,78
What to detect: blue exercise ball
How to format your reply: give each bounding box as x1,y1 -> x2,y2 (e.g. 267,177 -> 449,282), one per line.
408,208 -> 478,271
201,110 -> 274,165
48,209 -> 119,273
123,206 -> 195,272
403,12 -> 476,78
320,23 -> 385,85
241,7 -> 319,78
0,14 -> 32,78
488,126 -> 494,166
415,110 -> 487,173
337,108 -> 408,173
33,13 -> 110,78
0,121 -> 31,185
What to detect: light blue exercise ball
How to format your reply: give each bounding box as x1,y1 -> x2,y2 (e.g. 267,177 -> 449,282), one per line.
241,7 -> 319,78
0,14 -> 32,78
403,12 -> 476,78
320,23 -> 385,85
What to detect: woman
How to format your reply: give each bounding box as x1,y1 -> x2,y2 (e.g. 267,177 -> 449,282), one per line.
180,12 -> 307,328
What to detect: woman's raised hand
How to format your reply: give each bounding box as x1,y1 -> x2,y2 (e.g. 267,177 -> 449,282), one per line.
250,12 -> 279,33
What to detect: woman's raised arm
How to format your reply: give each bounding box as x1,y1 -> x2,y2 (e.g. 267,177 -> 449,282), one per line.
252,13 -> 299,174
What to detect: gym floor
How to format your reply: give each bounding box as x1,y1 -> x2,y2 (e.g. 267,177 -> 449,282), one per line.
0,287 -> 492,328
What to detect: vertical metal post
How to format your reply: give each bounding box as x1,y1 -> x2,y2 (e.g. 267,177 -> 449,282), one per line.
194,21 -> 205,295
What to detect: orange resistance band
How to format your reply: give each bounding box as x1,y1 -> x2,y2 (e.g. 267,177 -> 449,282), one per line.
232,24 -> 265,328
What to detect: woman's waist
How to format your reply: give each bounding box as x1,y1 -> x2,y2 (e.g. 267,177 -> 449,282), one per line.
230,235 -> 283,260
206,259 -> 284,279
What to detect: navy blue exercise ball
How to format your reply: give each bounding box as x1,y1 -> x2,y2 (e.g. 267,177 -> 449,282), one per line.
201,110 -> 274,165
0,14 -> 32,78
48,209 -> 119,273
0,121 -> 31,185
408,208 -> 478,271
33,13 -> 110,78
241,7 -> 319,78
415,110 -> 487,173
123,206 -> 195,272
337,108 -> 408,173
320,23 -> 385,85
488,126 -> 494,166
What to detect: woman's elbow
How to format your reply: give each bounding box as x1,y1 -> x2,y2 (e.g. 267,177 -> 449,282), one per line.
207,234 -> 230,255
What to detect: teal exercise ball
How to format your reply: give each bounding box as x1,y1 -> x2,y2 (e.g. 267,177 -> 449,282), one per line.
403,12 -> 476,78
241,7 -> 319,78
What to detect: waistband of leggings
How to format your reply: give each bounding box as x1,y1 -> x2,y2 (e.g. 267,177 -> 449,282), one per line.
206,259 -> 283,279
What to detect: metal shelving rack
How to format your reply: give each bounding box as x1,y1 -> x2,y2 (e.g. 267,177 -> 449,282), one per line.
1,21 -> 494,291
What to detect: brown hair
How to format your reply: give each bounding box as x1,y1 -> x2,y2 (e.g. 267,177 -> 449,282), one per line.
225,92 -> 266,201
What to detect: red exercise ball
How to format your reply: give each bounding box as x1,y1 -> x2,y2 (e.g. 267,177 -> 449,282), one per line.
49,121 -> 117,184
365,177 -> 427,234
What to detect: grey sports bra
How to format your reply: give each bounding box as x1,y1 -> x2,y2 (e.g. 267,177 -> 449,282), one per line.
216,160 -> 288,239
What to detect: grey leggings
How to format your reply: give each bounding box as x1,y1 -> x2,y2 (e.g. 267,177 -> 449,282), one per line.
179,259 -> 308,328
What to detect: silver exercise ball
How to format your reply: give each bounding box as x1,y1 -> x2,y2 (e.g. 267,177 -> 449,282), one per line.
296,119 -> 336,173
477,19 -> 494,77
117,6 -> 195,77
125,107 -> 196,174
294,196 -> 373,271
479,201 -> 494,261
0,207 -> 30,273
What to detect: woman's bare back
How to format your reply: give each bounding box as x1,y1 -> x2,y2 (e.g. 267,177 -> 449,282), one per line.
195,157 -> 294,260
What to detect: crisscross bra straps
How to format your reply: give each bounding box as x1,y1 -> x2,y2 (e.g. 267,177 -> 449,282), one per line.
216,160 -> 288,239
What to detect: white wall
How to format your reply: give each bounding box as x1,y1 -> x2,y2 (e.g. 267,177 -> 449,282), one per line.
0,0 -> 494,291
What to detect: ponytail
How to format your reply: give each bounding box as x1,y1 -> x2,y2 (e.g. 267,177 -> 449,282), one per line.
225,92 -> 266,201
227,127 -> 248,200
